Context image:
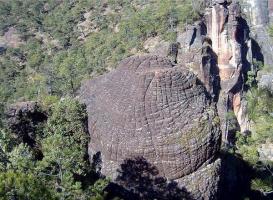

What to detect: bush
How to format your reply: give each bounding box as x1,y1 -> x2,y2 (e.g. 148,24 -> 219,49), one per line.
0,99 -> 108,199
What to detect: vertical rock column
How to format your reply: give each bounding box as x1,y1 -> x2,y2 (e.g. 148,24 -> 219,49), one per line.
205,1 -> 248,143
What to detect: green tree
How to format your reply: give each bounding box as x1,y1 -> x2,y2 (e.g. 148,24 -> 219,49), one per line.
235,87 -> 273,195
0,98 -> 109,199
0,170 -> 55,200
36,98 -> 92,199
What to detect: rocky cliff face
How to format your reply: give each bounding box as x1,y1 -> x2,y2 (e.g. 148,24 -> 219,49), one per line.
81,55 -> 221,199
175,0 -> 272,144
144,0 -> 272,143
205,1 -> 247,142
240,0 -> 273,67
241,0 -> 271,26
240,0 -> 273,93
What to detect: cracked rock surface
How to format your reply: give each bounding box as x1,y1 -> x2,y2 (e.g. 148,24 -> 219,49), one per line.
80,55 -> 221,199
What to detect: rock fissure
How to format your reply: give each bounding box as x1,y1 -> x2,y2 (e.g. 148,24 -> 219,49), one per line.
81,55 -> 221,199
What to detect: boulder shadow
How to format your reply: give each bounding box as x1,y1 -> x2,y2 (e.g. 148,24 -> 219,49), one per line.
104,157 -> 194,200
220,151 -> 273,200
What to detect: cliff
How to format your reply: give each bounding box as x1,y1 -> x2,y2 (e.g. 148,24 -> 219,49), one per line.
144,0 -> 273,144
176,0 -> 273,144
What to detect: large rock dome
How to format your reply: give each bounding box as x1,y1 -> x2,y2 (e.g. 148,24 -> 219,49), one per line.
80,55 -> 221,199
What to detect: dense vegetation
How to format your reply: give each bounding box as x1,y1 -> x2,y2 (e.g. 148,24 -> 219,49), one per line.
0,0 -> 201,199
0,99 -> 109,199
233,87 -> 273,196
0,0 -> 199,105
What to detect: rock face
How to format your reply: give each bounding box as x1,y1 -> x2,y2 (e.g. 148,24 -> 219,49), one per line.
241,0 -> 273,68
258,143 -> 273,161
175,0 -> 267,144
241,0 -> 273,26
204,1 -> 250,143
80,0 -> 273,198
258,73 -> 273,92
81,55 -> 221,199
5,101 -> 47,148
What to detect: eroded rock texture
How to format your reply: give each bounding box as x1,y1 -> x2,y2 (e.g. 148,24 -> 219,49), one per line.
176,0 -> 265,144
81,55 -> 221,199
141,1 -> 272,145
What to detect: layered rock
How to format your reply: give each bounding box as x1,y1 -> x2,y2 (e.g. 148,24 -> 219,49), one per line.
142,1 -> 265,144
80,55 -> 221,199
79,0 -> 273,198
